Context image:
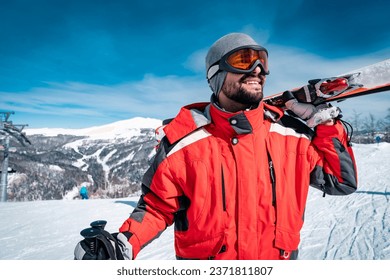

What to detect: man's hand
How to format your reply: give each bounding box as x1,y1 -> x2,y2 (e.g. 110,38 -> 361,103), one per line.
283,91 -> 340,127
74,231 -> 133,260
112,232 -> 133,260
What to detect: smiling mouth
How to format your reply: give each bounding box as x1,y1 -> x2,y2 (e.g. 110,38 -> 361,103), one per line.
242,80 -> 261,85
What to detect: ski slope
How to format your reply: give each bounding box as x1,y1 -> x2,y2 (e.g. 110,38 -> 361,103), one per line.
0,143 -> 389,260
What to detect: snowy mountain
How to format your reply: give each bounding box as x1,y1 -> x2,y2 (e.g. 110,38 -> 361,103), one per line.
5,117 -> 162,201
0,142 -> 389,260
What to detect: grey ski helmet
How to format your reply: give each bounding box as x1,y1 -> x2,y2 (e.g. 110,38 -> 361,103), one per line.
206,33 -> 266,97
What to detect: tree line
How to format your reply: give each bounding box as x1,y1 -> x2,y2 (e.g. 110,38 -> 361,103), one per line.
346,108 -> 390,143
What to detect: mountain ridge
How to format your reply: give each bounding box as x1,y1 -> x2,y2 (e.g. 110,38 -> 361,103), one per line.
6,117 -> 163,201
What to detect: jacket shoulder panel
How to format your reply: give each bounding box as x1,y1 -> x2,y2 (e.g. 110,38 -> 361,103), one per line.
167,128 -> 212,157
164,103 -> 211,144
271,114 -> 314,140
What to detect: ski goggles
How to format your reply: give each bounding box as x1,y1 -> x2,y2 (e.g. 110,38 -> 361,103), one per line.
207,46 -> 269,80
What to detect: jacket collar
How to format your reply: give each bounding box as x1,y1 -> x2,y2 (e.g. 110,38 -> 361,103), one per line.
163,100 -> 283,144
209,102 -> 263,138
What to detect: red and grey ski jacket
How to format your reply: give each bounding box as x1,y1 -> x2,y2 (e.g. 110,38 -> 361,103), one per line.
119,101 -> 357,260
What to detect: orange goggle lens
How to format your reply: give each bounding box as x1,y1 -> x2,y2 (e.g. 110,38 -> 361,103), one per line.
226,48 -> 268,72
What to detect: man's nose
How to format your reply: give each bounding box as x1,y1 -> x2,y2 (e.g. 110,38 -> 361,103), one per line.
252,65 -> 261,74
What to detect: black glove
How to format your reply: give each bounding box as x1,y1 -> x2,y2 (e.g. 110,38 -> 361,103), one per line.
74,224 -> 133,260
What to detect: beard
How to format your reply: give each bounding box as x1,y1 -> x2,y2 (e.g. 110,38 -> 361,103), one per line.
221,74 -> 264,106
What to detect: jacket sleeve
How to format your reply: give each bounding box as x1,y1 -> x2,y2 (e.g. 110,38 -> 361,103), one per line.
309,120 -> 357,195
119,139 -> 183,258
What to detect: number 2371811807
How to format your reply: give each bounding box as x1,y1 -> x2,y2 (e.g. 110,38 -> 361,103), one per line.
209,266 -> 273,276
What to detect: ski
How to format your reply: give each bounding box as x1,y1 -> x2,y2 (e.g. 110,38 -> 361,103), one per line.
264,58 -> 390,107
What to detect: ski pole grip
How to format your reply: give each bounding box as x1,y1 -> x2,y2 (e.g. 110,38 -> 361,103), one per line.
90,220 -> 107,230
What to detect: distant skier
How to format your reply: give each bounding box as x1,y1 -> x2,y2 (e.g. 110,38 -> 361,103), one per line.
80,186 -> 88,200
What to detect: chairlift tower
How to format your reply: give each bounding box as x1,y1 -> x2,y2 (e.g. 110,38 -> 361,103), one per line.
0,111 -> 31,202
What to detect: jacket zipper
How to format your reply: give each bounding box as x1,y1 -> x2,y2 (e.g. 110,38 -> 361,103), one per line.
267,151 -> 276,206
221,165 -> 226,211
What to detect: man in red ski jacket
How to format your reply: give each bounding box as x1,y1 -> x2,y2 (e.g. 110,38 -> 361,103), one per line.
75,33 -> 357,260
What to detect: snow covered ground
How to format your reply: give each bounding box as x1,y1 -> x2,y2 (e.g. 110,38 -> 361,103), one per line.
0,143 -> 389,260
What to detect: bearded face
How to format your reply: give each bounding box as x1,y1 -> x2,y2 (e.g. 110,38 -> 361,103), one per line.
221,70 -> 266,107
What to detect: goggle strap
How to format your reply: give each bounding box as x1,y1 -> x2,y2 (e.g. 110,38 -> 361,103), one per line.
207,64 -> 220,80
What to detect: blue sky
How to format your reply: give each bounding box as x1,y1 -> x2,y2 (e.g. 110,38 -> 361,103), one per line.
1,0 -> 389,129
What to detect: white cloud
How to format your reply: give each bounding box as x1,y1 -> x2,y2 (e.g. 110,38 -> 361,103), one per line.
0,74 -> 210,123
183,49 -> 208,73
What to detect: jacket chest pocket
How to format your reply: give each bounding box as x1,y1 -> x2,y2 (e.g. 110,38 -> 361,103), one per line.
179,160 -> 226,234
